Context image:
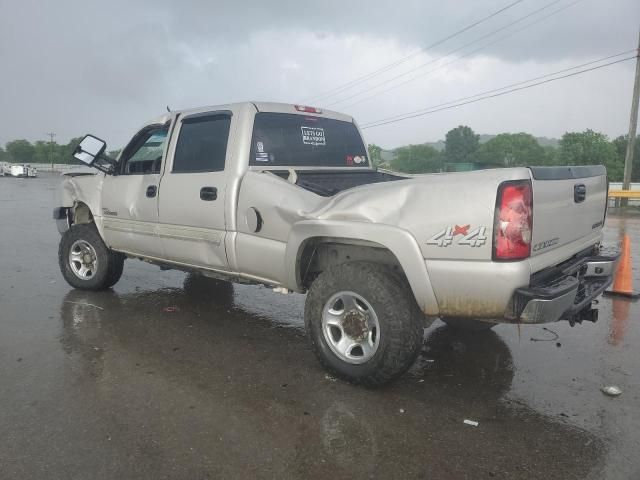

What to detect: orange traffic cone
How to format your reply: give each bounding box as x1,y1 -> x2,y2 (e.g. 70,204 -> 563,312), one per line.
604,234 -> 639,299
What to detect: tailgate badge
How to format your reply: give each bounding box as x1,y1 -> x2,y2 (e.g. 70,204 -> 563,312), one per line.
532,237 -> 559,252
427,225 -> 487,247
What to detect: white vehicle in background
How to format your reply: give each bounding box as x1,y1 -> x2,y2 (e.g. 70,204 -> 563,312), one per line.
6,164 -> 37,178
8,165 -> 27,177
0,162 -> 10,176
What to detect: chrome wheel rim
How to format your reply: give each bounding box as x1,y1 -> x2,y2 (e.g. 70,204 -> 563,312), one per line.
322,291 -> 380,365
69,240 -> 98,280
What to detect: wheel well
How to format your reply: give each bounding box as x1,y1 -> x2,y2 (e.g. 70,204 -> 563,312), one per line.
72,202 -> 94,225
298,238 -> 407,290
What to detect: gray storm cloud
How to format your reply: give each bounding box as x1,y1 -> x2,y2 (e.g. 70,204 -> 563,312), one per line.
0,0 -> 638,148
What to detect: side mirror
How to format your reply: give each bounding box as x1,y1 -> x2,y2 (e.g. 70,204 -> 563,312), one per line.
74,135 -> 107,165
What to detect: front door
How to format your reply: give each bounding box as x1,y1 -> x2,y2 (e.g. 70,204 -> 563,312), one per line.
157,111 -> 232,271
101,124 -> 169,259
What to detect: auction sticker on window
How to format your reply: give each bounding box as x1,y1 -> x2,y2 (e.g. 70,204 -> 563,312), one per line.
301,126 -> 326,146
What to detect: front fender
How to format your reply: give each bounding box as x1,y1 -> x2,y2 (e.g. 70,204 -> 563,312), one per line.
285,220 -> 439,316
58,173 -> 106,238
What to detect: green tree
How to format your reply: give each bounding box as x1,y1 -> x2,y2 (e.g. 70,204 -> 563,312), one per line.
58,137 -> 84,164
0,146 -> 7,162
558,130 -> 622,180
367,143 -> 382,167
541,145 -> 558,165
391,144 -> 442,173
612,135 -> 640,182
5,139 -> 35,163
107,149 -> 122,160
476,133 -> 546,167
33,140 -> 52,164
444,125 -> 479,163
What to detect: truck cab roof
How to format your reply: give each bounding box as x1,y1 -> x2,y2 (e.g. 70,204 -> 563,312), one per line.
145,101 -> 354,128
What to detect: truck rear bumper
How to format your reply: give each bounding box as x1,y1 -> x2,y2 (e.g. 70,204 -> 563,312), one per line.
513,247 -> 620,324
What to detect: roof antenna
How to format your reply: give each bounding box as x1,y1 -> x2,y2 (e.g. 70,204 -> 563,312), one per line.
166,105 -> 171,112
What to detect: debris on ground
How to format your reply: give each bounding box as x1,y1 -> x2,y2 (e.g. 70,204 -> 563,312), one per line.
163,306 -> 180,312
324,374 -> 337,382
530,327 -> 559,342
601,385 -> 623,397
463,419 -> 479,427
399,409 -> 405,414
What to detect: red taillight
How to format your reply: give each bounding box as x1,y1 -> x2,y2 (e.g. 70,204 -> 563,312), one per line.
493,180 -> 533,261
294,105 -> 323,114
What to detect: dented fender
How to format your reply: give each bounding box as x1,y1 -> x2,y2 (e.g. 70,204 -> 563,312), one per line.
57,173 -> 106,238
284,220 -> 440,316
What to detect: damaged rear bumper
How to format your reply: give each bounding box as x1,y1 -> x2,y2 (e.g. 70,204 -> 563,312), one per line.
511,246 -> 620,325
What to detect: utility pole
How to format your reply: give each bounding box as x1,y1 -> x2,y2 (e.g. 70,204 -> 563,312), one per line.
621,28 -> 640,206
46,132 -> 56,172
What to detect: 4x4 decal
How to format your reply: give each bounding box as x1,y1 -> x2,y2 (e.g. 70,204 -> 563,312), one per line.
427,225 -> 488,248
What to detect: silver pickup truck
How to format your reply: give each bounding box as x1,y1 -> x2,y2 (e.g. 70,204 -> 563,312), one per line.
54,101 -> 618,385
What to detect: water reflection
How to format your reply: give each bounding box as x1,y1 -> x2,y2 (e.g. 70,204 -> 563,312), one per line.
321,402 -> 377,475
608,298 -> 631,346
411,325 -> 515,398
55,276 -> 606,479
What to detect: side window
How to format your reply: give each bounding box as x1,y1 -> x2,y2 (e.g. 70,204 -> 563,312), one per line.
172,114 -> 231,173
121,127 -> 168,175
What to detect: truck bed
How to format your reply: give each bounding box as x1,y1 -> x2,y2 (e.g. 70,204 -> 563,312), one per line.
272,169 -> 405,196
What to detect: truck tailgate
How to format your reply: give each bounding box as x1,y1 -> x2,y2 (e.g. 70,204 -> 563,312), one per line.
529,165 -> 607,260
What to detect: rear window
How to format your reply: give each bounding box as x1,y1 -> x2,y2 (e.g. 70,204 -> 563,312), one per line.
250,113 -> 368,168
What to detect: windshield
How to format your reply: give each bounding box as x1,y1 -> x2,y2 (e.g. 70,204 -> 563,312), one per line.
250,112 -> 368,168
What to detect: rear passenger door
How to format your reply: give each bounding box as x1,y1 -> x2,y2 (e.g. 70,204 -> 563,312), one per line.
158,111 -> 233,271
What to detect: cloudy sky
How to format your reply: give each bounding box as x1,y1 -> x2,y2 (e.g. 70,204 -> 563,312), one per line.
0,0 -> 638,150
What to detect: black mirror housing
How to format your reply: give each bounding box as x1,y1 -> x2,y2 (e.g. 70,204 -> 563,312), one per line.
74,134 -> 107,166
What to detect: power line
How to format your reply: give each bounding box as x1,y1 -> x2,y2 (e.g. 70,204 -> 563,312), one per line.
361,49 -> 635,125
302,0 -> 528,104
361,55 -> 636,129
338,0 -> 584,110
46,132 -> 56,172
326,0 -> 570,108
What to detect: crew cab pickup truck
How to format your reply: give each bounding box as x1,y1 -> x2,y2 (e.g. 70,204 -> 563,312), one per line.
54,101 -> 618,385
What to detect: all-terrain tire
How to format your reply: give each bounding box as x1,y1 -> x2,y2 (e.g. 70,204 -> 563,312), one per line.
441,317 -> 495,331
104,251 -> 126,288
58,223 -> 125,290
305,262 -> 424,386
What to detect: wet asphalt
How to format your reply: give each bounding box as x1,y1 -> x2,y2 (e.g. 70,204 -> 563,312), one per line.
0,172 -> 639,480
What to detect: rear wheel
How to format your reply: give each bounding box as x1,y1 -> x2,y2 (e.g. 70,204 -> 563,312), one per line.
441,317 -> 495,332
58,223 -> 125,290
305,262 -> 424,386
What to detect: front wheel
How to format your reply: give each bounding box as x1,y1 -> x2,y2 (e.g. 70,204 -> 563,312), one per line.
58,223 -> 125,290
305,262 -> 424,386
